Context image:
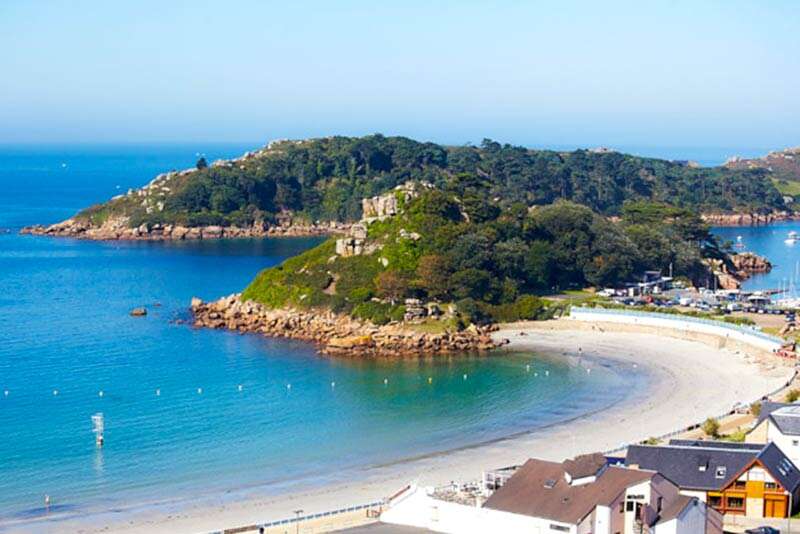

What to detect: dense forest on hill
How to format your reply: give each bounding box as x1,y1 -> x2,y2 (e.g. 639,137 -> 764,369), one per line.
242,182 -> 726,325
77,135 -> 785,229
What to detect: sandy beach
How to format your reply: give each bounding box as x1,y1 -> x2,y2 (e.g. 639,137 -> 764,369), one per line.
12,320 -> 794,534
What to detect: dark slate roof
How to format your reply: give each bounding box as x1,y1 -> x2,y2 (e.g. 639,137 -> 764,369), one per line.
755,402 -> 793,427
626,443 -> 756,491
756,442 -> 800,492
484,459 -> 654,524
769,406 -> 800,436
668,439 -> 763,452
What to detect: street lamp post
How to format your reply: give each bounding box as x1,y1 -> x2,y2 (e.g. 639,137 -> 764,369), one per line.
293,509 -> 303,534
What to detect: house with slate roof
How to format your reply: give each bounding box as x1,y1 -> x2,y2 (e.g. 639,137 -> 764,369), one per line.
381,454 -> 722,534
481,458 -> 721,534
626,440 -> 800,519
747,404 -> 800,467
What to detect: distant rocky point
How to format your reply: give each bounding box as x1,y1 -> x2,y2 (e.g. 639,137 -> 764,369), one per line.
725,147 -> 800,182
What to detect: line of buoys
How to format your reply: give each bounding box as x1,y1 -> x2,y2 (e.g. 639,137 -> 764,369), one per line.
9,369 -> 538,399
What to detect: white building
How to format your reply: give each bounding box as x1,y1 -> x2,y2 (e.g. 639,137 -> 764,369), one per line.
749,404 -> 800,467
381,455 -> 722,534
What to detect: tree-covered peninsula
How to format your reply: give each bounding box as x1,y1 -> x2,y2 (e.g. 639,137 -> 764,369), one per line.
23,135 -> 787,240
239,181 -> 728,325
190,181 -> 750,355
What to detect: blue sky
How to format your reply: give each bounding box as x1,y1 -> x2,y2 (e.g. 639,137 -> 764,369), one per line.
1,0 -> 799,150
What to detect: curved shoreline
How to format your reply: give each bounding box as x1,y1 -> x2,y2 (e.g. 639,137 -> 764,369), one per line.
8,321 -> 793,534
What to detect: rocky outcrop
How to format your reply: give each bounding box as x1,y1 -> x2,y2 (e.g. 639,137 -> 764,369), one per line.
361,181 -> 432,222
708,252 -> 772,290
191,294 -> 501,357
21,216 -> 349,241
731,252 -> 772,274
701,211 -> 800,226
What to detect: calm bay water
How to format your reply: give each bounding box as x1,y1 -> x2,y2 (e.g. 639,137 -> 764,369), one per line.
714,222 -> 800,293
0,145 -> 641,525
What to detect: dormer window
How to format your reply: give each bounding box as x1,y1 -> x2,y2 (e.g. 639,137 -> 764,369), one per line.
698,456 -> 709,472
715,466 -> 727,479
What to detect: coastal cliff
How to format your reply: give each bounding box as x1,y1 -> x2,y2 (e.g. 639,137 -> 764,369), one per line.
701,211 -> 800,227
21,215 -> 348,241
191,294 -> 501,356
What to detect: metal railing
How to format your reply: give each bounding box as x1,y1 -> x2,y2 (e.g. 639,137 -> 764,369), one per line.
571,306 -> 783,345
208,500 -> 385,534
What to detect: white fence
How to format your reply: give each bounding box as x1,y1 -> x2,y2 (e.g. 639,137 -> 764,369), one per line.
569,306 -> 784,352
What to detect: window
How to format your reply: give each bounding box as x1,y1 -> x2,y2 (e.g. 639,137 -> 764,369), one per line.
709,495 -> 722,508
626,501 -> 635,512
726,496 -> 745,510
734,480 -> 746,489
765,482 -> 778,490
657,497 -> 663,513
793,440 -> 799,446
716,466 -> 727,479
549,525 -> 570,532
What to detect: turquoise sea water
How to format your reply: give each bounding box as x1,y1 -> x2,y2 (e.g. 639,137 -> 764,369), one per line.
0,145 -> 644,527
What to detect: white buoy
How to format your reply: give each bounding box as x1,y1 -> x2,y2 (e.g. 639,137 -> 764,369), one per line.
197,387 -> 203,394
586,368 -> 591,374
98,390 -> 104,397
545,370 -> 549,376
534,372 -> 538,377
384,378 -> 389,385
428,377 -> 433,384
53,389 -> 59,396
331,381 -> 336,388
287,383 -> 292,390
3,390 -> 8,397
526,364 -> 530,372
463,374 -> 468,380
155,388 -> 161,396
238,384 -> 243,392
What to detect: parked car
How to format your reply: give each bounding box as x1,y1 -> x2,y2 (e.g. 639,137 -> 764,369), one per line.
745,527 -> 780,534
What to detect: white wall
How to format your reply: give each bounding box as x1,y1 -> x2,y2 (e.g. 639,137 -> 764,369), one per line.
380,485 -> 577,534
569,307 -> 782,352
768,423 -> 800,467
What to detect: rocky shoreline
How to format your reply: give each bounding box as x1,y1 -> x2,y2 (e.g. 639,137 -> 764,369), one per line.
191,294 -> 502,356
711,252 -> 772,290
701,211 -> 800,226
20,216 -> 349,241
